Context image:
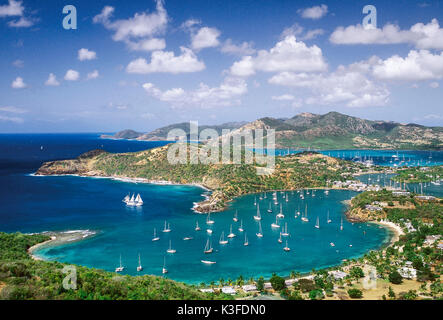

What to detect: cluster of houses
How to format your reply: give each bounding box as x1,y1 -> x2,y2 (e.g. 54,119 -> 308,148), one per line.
332,180 -> 382,192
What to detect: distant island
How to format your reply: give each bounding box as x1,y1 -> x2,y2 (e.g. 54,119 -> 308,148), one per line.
101,112 -> 443,150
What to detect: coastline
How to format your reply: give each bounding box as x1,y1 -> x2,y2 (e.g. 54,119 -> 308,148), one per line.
368,220 -> 405,246
27,230 -> 97,261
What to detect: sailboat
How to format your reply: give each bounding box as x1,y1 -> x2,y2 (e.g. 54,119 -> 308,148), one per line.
206,213 -> 215,225
204,239 -> 213,253
115,255 -> 124,272
233,210 -> 238,222
254,196 -> 257,206
201,260 -> 216,264
126,194 -> 136,206
195,221 -> 201,231
330,242 -> 335,247
281,222 -> 289,236
301,204 -> 309,222
271,216 -> 280,228
340,217 -> 344,231
256,221 -> 263,238
166,240 -> 176,254
206,229 -> 213,234
162,256 -> 168,274
227,224 -> 236,238
125,193 -> 144,206
315,217 -> 320,229
152,228 -> 160,241
327,211 -> 332,223
278,232 -> 282,243
137,253 -> 143,272
243,233 -> 249,246
267,202 -> 273,213
276,204 -> 284,219
162,221 -> 171,233
135,193 -> 143,206
283,240 -> 290,252
122,194 -> 130,203
254,204 -> 262,221
238,220 -> 244,232
219,231 -> 228,244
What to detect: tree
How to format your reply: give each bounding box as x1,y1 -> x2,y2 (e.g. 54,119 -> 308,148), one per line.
388,286 -> 396,299
309,289 -> 324,300
347,288 -> 363,299
269,275 -> 285,291
350,266 -> 365,279
388,270 -> 403,284
256,277 -> 265,292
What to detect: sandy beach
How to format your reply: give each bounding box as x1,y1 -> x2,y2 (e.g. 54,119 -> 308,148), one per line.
369,220 -> 405,245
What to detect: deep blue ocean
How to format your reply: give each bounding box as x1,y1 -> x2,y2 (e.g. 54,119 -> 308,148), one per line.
0,134 -> 441,284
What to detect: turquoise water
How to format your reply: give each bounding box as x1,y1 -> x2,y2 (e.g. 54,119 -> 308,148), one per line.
1,134 -> 441,284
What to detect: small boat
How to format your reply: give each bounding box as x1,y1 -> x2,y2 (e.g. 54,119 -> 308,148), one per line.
324,190 -> 329,196
162,256 -> 168,274
166,240 -> 176,254
233,210 -> 238,222
244,233 -> 249,246
195,221 -> 201,231
162,221 -> 171,233
152,228 -> 160,241
227,224 -> 236,238
278,232 -> 282,243
254,196 -> 257,206
183,236 -> 193,241
254,204 -> 262,221
283,240 -> 290,252
267,202 -> 273,213
271,216 -> 280,228
204,239 -> 213,253
201,260 -> 216,264
330,242 -> 335,247
327,211 -> 332,224
276,204 -> 284,218
219,231 -> 228,245
281,222 -> 289,237
349,244 -> 353,247
340,217 -> 343,231
115,255 -> 124,272
137,253 -> 143,272
256,221 -> 263,238
238,220 -> 244,232
301,204 -> 309,222
206,213 -> 215,225
207,229 -> 213,234
315,217 -> 320,229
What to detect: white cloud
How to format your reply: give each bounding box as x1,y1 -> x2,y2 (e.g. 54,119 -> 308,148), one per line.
0,106 -> 27,113
8,16 -> 34,27
87,70 -> 99,80
372,50 -> 443,81
281,23 -> 324,41
64,69 -> 80,81
191,26 -> 221,50
298,4 -> 328,20
126,38 -> 165,51
78,48 -> 97,61
230,35 -> 327,77
271,94 -> 295,101
430,82 -> 439,88
11,76 -> 26,89
221,39 -> 255,55
269,60 -> 390,108
12,59 -> 23,68
0,0 -> 23,17
142,77 -> 247,108
330,19 -> 443,50
93,0 -> 167,52
181,18 -> 201,31
0,114 -> 24,123
45,73 -> 60,86
126,47 -> 205,74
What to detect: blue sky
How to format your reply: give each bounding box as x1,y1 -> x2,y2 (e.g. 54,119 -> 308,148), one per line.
1,0 -> 443,132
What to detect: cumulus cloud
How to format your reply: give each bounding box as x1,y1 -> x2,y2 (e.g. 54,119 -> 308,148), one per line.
87,70 -> 99,80
330,19 -> 443,50
0,0 -> 24,17
93,0 -> 167,52
142,77 -> 247,108
126,38 -> 165,51
126,47 -> 205,74
230,35 -> 327,77
0,106 -> 27,113
269,60 -> 390,108
298,4 -> 328,19
78,48 -> 97,61
271,94 -> 295,101
11,76 -> 26,89
281,23 -> 324,41
191,26 -> 221,50
12,59 -> 23,68
0,114 -> 24,123
45,73 -> 60,86
64,69 -> 80,81
430,82 -> 439,88
221,39 -> 256,55
372,50 -> 443,81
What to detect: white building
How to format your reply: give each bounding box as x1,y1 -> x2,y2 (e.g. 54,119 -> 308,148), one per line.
242,284 -> 257,292
398,267 -> 417,279
221,286 -> 236,295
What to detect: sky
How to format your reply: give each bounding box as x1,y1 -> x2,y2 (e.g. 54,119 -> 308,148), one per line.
1,0 -> 443,133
